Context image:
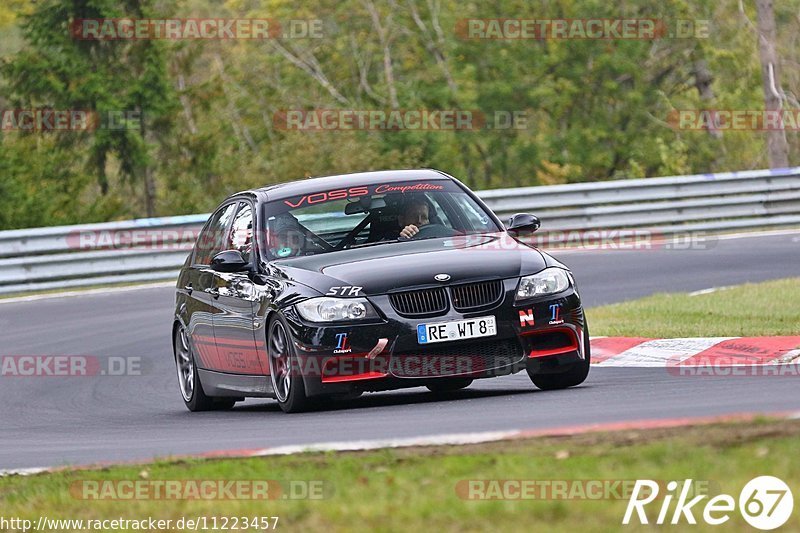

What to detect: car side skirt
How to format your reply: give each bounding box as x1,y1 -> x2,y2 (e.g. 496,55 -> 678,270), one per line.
197,368 -> 275,398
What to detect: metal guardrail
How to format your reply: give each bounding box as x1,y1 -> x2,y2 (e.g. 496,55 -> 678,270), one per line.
1,167 -> 799,295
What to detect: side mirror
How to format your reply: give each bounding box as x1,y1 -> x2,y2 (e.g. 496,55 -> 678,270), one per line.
506,213 -> 541,234
210,250 -> 250,273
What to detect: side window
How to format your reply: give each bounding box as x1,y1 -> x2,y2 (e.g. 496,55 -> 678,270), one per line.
193,203 -> 237,265
226,203 -> 254,263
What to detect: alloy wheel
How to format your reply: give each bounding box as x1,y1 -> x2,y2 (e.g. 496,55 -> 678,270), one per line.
175,327 -> 194,402
268,321 -> 293,402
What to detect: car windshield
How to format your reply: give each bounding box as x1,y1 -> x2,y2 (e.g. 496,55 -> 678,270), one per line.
262,180 -> 501,259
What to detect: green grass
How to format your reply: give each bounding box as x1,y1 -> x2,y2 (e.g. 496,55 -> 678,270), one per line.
587,277 -> 800,338
2,419 -> 799,532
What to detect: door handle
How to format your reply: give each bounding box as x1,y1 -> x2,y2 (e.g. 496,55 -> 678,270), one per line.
184,283 -> 193,294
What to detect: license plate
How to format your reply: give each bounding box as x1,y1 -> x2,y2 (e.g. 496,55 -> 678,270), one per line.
417,316 -> 497,344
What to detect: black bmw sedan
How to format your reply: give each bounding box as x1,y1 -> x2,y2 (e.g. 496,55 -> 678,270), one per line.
173,169 -> 589,413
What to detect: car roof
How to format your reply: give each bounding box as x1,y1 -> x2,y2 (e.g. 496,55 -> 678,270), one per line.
251,169 -> 452,201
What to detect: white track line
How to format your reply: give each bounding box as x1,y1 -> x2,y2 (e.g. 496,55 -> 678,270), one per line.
688,286 -> 734,297
777,350 -> 800,364
4,411 -> 800,476
246,431 -> 521,457
0,432 -> 520,476
0,281 -> 175,305
713,228 -> 800,241
0,467 -> 48,477
597,337 -> 736,367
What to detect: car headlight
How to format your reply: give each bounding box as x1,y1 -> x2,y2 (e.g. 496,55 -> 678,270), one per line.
295,297 -> 379,322
516,268 -> 571,300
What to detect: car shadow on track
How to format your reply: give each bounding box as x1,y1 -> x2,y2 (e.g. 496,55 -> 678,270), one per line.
228,383 -> 594,414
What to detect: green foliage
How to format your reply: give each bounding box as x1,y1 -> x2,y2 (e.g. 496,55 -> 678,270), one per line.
0,0 -> 798,228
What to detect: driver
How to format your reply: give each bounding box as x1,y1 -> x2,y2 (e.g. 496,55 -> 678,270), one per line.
397,196 -> 430,239
267,214 -> 306,258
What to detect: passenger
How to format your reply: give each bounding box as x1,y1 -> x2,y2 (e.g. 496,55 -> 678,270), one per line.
268,215 -> 306,258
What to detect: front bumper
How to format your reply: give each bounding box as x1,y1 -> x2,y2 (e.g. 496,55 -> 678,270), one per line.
283,278 -> 586,396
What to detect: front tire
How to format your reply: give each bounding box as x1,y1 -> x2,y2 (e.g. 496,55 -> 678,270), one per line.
174,326 -> 236,411
268,314 -> 315,413
528,327 -> 591,391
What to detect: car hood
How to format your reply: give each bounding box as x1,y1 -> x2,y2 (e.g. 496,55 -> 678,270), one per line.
269,233 -> 548,296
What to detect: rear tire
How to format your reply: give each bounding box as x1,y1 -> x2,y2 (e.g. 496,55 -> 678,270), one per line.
426,378 -> 473,393
528,326 -> 591,391
268,314 -> 315,413
174,326 -> 236,412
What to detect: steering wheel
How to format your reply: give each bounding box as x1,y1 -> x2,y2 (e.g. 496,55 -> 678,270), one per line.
408,223 -> 456,240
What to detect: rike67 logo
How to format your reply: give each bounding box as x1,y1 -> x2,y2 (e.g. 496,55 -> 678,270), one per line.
623,476 -> 793,529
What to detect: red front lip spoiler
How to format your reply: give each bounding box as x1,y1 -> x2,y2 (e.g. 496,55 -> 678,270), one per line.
321,370 -> 388,383
523,327 -> 581,358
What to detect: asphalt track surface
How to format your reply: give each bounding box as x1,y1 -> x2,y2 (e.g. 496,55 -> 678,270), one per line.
1,230 -> 798,470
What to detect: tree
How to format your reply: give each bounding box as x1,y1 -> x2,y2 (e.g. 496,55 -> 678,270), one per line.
2,0 -> 179,216
754,0 -> 789,168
